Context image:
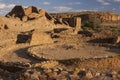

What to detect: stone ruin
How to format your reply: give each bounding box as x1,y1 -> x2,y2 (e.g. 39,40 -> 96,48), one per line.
5,5 -> 82,32
4,5 -> 82,34
30,31 -> 53,45
6,5 -> 53,22
16,30 -> 53,45
54,17 -> 82,34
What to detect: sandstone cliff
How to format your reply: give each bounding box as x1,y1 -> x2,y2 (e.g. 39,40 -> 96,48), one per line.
50,11 -> 120,26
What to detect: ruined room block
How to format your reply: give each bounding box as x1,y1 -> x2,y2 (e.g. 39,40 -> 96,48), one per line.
16,31 -> 53,45
30,32 -> 53,45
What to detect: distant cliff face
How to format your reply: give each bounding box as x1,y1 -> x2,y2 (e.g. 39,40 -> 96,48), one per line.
50,11 -> 120,25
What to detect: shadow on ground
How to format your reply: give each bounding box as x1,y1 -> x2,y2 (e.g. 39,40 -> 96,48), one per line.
106,47 -> 120,55
14,45 -> 45,64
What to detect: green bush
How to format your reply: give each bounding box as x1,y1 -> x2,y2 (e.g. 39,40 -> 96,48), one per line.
84,21 -> 94,27
111,29 -> 120,35
83,21 -> 104,30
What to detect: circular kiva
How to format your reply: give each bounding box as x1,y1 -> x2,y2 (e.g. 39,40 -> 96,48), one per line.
27,45 -> 82,60
27,45 -> 118,60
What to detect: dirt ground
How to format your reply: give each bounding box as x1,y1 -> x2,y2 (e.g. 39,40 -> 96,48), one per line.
0,28 -> 120,80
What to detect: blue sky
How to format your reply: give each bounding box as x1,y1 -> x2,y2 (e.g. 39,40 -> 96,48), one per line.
0,0 -> 120,15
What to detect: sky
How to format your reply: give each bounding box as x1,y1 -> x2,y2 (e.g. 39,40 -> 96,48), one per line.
0,0 -> 120,15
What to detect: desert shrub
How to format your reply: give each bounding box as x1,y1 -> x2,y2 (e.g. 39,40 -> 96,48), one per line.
111,29 -> 120,35
82,21 -> 104,30
82,21 -> 96,30
84,21 -> 94,27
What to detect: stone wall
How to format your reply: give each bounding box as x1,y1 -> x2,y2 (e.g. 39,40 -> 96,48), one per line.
16,30 -> 53,45
59,17 -> 81,28
30,31 -> 53,45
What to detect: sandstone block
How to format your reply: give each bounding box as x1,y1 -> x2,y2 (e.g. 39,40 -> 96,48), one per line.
30,31 -> 53,45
